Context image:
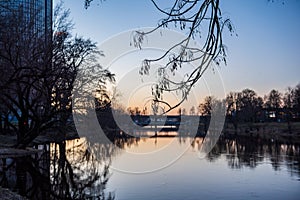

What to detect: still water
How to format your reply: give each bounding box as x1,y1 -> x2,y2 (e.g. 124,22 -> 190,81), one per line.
104,135 -> 300,200
0,132 -> 299,200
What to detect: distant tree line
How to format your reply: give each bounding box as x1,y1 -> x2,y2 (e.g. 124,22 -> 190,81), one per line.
126,84 -> 300,124
198,85 -> 300,128
240,86 -> 295,121
124,85 -> 300,136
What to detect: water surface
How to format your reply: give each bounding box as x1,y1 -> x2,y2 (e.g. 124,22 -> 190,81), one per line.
105,136 -> 300,200
0,133 -> 299,200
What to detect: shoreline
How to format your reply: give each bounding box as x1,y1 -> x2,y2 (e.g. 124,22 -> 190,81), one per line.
0,122 -> 299,148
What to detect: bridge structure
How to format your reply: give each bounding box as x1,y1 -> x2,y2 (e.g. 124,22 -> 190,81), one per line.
130,115 -> 209,133
131,115 -> 181,131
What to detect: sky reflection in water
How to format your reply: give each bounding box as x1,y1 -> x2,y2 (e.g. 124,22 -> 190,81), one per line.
83,134 -> 300,200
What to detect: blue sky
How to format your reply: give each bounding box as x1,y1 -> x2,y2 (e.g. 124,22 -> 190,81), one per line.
58,0 -> 300,98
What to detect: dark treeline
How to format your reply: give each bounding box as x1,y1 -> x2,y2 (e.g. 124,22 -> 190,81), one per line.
122,85 -> 300,138
192,85 -> 300,137
0,3 -> 115,148
221,86 -> 300,123
127,85 -> 300,124
199,86 -> 300,135
126,85 -> 300,124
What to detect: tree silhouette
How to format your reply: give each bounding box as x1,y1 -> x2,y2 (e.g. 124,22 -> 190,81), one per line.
265,89 -> 282,109
199,96 -> 213,116
224,89 -> 265,133
237,89 -> 260,123
293,84 -> 300,115
0,2 -> 114,148
189,106 -> 196,115
84,0 -> 234,113
264,89 -> 282,121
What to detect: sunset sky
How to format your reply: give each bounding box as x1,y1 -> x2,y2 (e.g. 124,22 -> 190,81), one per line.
58,0 -> 300,108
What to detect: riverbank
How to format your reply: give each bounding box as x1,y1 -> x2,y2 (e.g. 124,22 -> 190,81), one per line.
0,130 -> 80,148
0,123 -> 299,199
223,122 -> 300,144
1,122 -> 300,148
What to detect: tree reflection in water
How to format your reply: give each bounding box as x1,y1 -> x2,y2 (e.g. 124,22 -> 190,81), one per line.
201,136 -> 300,177
0,146 -> 51,199
0,138 -> 117,200
50,139 -> 115,200
1,134 -> 299,199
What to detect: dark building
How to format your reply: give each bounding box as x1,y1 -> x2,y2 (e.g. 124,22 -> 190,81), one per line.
0,0 -> 52,43
0,0 -> 53,133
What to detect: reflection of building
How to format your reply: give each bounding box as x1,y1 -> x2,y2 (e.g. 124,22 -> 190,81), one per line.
0,0 -> 52,43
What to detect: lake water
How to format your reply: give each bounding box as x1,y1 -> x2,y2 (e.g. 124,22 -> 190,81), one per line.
104,135 -> 300,200
0,132 -> 299,200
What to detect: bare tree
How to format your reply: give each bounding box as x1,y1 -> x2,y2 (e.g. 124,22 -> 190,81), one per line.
199,96 -> 224,116
265,89 -> 282,110
137,0 -> 234,113
238,89 -> 260,123
225,89 -> 263,133
0,3 -> 53,146
199,96 -> 213,116
0,3 -> 114,148
84,0 -> 234,113
283,87 -> 295,133
293,84 -> 300,115
189,106 -> 196,115
264,89 -> 282,121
